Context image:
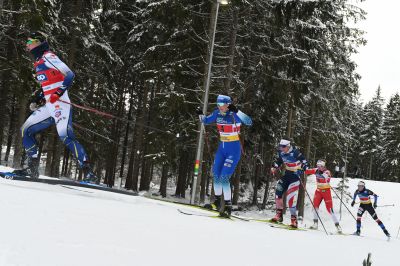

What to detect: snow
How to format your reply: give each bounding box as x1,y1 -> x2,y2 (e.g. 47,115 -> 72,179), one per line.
0,165 -> 399,266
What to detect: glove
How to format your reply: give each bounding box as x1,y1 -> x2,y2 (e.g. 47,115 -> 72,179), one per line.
29,102 -> 39,112
29,89 -> 46,111
49,88 -> 64,104
373,202 -> 377,208
270,167 -> 277,176
351,201 -> 355,207
195,107 -> 203,115
301,163 -> 308,171
228,104 -> 238,113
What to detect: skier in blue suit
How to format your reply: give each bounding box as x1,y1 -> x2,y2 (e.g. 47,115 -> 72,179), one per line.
197,95 -> 252,216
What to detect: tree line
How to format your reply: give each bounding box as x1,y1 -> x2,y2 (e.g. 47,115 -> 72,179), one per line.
2,0 -> 394,211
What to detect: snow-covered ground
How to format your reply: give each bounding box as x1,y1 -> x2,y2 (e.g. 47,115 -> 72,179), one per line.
0,165 -> 398,266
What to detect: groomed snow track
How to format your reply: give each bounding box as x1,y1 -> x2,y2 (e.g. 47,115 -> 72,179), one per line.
0,173 -> 138,196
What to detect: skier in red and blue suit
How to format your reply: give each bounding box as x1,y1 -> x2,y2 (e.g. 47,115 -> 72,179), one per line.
351,181 -> 390,238
197,95 -> 252,216
270,138 -> 308,228
13,32 -> 97,183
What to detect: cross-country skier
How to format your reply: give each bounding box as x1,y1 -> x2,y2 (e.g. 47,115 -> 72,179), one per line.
351,181 -> 390,238
305,159 -> 342,233
196,95 -> 252,217
12,32 -> 98,183
270,138 -> 308,228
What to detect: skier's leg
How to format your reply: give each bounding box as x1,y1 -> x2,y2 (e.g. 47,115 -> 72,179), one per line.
323,190 -> 340,225
356,205 -> 366,234
21,106 -> 53,158
367,205 -> 390,235
212,144 -> 225,198
219,142 -> 241,202
313,190 -> 323,221
18,106 -> 54,178
53,101 -> 88,166
272,175 -> 290,222
286,176 -> 300,216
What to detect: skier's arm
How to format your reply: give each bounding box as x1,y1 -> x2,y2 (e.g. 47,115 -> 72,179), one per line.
369,190 -> 378,207
270,154 -> 282,176
235,111 -> 252,126
296,150 -> 309,170
305,168 -> 317,175
44,53 -> 75,94
351,191 -> 357,206
323,170 -> 332,183
202,109 -> 218,125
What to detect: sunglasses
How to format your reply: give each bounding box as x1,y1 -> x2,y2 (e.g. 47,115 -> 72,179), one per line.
279,145 -> 289,148
217,102 -> 227,107
26,39 -> 40,45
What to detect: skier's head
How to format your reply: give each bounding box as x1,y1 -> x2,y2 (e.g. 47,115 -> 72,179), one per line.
279,138 -> 291,153
316,159 -> 327,170
26,31 -> 50,59
216,95 -> 231,113
357,181 -> 366,191
26,31 -> 46,51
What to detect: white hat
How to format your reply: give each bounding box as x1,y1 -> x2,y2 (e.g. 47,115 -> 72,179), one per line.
279,139 -> 291,146
316,160 -> 326,167
358,181 -> 365,187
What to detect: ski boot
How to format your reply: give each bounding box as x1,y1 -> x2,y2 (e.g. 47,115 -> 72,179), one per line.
12,157 -> 40,179
204,195 -> 221,211
290,215 -> 298,229
309,219 -> 318,230
335,223 -> 343,234
219,200 -> 232,218
82,163 -> 99,184
270,209 -> 283,223
353,230 -> 361,236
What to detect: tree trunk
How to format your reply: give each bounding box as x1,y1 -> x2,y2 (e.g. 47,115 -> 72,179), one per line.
224,7 -> 238,94
12,97 -> 28,169
119,97 -> 133,179
175,148 -> 189,198
232,160 -> 241,205
160,163 -> 169,197
297,100 -> 315,218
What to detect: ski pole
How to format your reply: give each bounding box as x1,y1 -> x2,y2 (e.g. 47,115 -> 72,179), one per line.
330,185 -> 357,222
58,99 -> 175,136
375,204 -> 394,208
396,226 -> 400,239
299,179 -> 329,235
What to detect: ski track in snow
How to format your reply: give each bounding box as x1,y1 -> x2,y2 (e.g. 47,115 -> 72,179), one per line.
0,166 -> 399,266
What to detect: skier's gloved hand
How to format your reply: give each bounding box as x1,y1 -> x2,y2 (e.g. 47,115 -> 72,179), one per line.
29,102 -> 39,112
270,167 -> 277,176
49,87 -> 65,104
373,202 -> 377,208
228,104 -> 238,113
351,201 -> 355,207
195,107 -> 203,115
199,115 -> 205,122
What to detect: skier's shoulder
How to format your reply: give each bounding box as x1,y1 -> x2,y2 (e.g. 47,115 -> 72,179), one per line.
366,189 -> 375,195
43,51 -> 64,65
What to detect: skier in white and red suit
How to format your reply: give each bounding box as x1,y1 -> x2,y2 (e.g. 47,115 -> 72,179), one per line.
13,32 -> 97,183
305,159 -> 342,233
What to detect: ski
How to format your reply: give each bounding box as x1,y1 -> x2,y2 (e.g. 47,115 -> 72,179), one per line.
177,209 -> 234,220
0,171 -> 137,196
60,185 -> 94,193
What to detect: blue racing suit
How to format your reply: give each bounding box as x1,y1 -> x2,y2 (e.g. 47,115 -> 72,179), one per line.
273,146 -> 308,215
202,109 -> 252,201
